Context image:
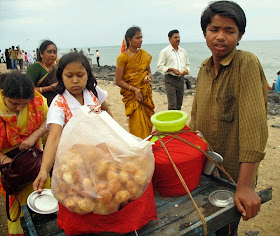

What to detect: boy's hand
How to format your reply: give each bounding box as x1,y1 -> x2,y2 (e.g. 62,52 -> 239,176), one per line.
234,184 -> 261,221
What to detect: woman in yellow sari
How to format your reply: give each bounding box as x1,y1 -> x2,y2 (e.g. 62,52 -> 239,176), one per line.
0,73 -> 50,236
115,26 -> 154,139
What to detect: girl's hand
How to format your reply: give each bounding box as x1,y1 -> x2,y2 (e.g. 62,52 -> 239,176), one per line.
135,89 -> 143,102
33,170 -> 48,193
19,136 -> 36,151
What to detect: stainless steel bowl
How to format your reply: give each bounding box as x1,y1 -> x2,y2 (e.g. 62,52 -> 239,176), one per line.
208,190 -> 234,207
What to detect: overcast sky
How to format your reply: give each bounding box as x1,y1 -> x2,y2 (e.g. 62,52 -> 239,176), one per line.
0,0 -> 279,50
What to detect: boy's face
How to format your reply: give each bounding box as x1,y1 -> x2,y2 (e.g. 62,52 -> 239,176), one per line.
204,14 -> 243,63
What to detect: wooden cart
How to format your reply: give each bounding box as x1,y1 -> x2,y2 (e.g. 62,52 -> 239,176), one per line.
21,175 -> 272,236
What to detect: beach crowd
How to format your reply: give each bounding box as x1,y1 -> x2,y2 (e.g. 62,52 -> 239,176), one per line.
0,1 -> 276,236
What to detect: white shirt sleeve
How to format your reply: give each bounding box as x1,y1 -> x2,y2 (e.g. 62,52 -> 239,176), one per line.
46,95 -> 65,129
96,86 -> 108,104
157,50 -> 169,75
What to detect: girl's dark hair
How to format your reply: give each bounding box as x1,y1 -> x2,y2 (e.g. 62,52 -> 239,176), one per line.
0,72 -> 34,99
37,40 -> 57,62
55,52 -> 98,97
201,1 -> 246,35
125,26 -> 141,49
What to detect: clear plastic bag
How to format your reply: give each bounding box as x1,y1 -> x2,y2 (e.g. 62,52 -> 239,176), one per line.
51,106 -> 154,215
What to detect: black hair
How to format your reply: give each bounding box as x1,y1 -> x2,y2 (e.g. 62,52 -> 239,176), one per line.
201,1 -> 246,35
168,29 -> 179,38
0,72 -> 34,99
125,26 -> 141,49
277,71 -> 280,75
37,40 -> 57,62
55,52 -> 98,97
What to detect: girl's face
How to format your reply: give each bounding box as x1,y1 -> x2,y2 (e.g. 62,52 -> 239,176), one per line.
62,62 -> 88,97
40,44 -> 57,67
129,31 -> 143,49
4,96 -> 30,113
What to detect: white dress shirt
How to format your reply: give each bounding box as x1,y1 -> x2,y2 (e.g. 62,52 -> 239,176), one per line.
157,45 -> 190,76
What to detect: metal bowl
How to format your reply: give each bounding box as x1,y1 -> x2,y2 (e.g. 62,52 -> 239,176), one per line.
27,189 -> 58,214
208,190 -> 234,207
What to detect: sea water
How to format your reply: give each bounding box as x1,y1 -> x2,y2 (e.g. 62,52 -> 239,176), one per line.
58,40 -> 280,86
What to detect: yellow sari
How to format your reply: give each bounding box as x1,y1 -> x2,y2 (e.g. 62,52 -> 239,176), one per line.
0,90 -> 51,236
117,49 -> 154,139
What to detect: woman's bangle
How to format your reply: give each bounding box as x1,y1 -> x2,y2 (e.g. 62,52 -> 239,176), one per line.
1,155 -> 8,164
135,88 -> 141,94
39,127 -> 45,136
39,87 -> 43,93
128,85 -> 132,91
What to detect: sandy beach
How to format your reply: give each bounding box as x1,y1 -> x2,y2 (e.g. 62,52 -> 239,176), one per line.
0,63 -> 279,235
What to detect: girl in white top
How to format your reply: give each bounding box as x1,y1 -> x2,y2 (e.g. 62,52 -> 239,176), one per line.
33,52 -> 112,190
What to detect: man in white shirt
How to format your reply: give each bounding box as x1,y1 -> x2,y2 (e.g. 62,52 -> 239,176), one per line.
86,48 -> 94,66
157,29 -> 190,110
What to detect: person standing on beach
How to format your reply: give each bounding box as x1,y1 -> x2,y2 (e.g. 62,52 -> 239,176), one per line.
0,50 -> 5,63
275,71 -> 280,92
157,29 -> 190,110
5,49 -> 11,69
96,49 -> 100,67
9,46 -> 17,70
189,1 -> 268,235
86,48 -> 93,66
115,26 -> 154,139
16,46 -> 24,71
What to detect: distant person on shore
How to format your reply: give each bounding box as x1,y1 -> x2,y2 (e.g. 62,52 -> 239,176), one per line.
276,71 -> 280,92
9,46 -> 17,70
86,48 -> 93,66
115,26 -> 154,139
26,40 -> 58,106
5,49 -> 11,69
74,48 -> 78,53
157,29 -> 190,110
189,1 -> 268,235
33,50 -> 37,62
24,51 -> 29,68
96,49 -> 100,67
16,46 -> 24,71
27,49 -> 35,65
0,50 -> 5,63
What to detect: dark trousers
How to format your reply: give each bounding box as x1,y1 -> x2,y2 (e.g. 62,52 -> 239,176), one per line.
164,74 -> 185,110
97,57 -> 100,67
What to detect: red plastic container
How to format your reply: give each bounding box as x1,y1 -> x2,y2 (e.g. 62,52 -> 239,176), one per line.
152,126 -> 207,197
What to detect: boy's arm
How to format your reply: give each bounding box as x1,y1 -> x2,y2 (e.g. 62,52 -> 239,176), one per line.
236,52 -> 268,220
234,163 -> 261,220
